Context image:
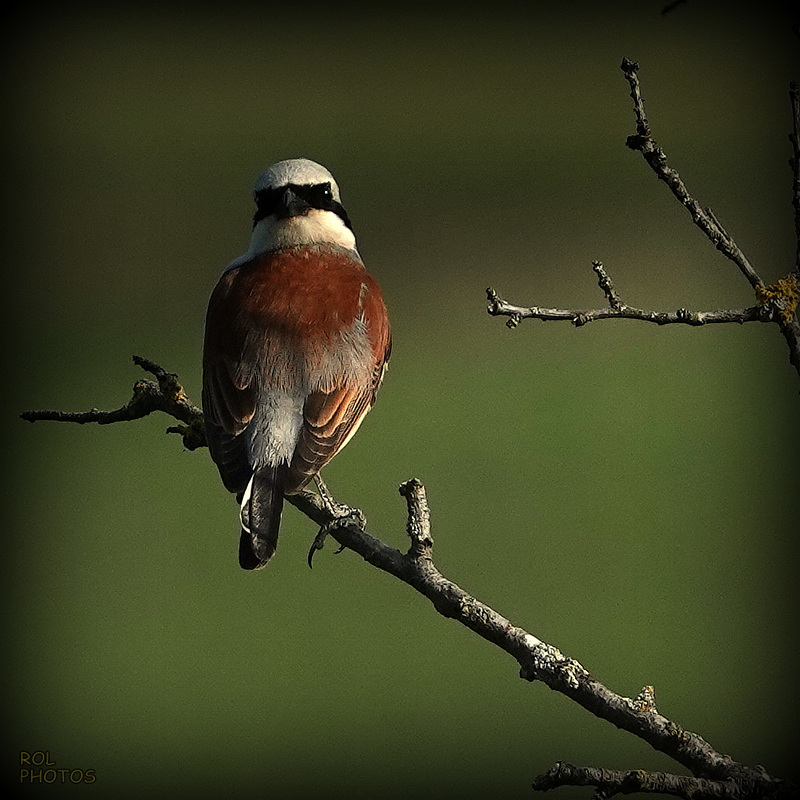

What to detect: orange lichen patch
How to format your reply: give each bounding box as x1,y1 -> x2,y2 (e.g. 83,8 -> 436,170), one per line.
755,273 -> 799,322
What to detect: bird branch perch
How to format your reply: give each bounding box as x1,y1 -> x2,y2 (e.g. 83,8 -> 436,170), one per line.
20,358 -> 797,799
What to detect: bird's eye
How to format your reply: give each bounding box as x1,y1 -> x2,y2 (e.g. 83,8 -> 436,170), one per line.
302,182 -> 333,208
254,187 -> 281,216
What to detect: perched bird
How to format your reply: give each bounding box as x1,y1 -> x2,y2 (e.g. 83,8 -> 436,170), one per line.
202,159 -> 391,569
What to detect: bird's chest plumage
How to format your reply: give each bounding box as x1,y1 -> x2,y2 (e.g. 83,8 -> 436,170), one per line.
207,244 -> 381,467
225,245 -> 375,392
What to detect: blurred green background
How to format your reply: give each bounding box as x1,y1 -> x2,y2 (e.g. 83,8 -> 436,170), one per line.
3,2 -> 798,798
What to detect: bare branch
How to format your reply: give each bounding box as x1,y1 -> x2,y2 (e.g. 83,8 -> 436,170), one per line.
531,761 -> 791,800
295,487 -> 778,791
592,259 -> 623,310
620,58 -> 763,291
487,287 -> 764,329
20,355 -> 207,450
486,259 -> 767,330
488,65 -> 800,382
21,358 -> 794,798
618,61 -> 800,378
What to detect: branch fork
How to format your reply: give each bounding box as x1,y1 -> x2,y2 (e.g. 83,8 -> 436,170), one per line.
488,59 -> 800,382
21,355 -> 207,450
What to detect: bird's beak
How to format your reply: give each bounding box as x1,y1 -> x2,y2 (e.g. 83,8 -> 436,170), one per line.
276,187 -> 311,219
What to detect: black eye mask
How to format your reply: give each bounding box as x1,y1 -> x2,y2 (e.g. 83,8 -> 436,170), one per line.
253,182 -> 352,231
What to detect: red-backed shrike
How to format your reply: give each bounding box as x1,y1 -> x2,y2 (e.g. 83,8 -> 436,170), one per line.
202,159 -> 391,570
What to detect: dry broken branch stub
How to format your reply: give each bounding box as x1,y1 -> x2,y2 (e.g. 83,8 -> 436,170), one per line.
592,259 -> 622,310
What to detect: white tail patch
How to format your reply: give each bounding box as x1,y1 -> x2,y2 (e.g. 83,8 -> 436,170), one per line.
239,473 -> 255,533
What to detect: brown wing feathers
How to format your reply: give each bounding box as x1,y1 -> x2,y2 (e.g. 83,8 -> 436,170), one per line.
286,274 -> 391,494
286,385 -> 372,493
203,246 -> 390,567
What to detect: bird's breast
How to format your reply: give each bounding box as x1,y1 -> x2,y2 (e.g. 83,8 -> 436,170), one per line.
222,245 -> 378,393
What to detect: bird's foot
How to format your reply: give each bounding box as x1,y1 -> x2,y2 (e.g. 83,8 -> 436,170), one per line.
307,476 -> 367,568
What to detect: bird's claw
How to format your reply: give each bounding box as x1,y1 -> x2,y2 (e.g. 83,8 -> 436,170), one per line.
307,507 -> 366,568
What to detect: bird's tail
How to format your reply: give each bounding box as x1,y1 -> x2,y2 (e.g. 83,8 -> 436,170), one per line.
238,466 -> 284,570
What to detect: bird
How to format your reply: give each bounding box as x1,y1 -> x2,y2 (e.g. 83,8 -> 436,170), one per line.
202,158 -> 391,570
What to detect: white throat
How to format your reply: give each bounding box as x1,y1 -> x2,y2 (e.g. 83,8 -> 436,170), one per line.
248,209 -> 356,255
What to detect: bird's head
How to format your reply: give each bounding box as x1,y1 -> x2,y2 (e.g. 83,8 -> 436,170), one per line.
249,158 -> 356,254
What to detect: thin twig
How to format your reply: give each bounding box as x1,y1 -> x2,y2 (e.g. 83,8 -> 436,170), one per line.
592,260 -> 623,310
487,257 -> 768,330
620,58 -> 763,291
399,478 -> 433,561
487,287 -> 763,329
